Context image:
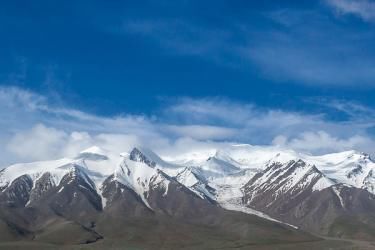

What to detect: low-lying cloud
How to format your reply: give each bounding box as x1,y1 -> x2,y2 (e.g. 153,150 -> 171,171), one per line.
0,86 -> 374,167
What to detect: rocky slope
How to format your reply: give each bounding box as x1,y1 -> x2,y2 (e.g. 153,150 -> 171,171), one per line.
0,144 -> 374,247
242,160 -> 375,240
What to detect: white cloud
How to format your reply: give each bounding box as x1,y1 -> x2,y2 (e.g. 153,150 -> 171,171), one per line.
7,124 -> 68,160
164,98 -> 375,155
278,131 -> 375,155
165,98 -> 254,125
166,125 -> 237,140
272,135 -> 288,146
0,86 -> 374,166
5,123 -> 144,162
326,0 -> 375,22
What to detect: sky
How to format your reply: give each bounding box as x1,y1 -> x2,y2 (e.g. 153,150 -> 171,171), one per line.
0,0 -> 375,166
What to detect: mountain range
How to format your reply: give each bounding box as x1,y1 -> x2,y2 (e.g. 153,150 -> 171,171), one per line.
0,144 -> 374,249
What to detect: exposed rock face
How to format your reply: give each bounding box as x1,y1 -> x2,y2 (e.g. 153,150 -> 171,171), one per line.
175,167 -> 217,201
364,169 -> 375,193
46,166 -> 103,225
0,175 -> 33,207
100,174 -> 154,217
1,146 -> 375,246
129,147 -> 156,168
243,160 -> 333,213
243,160 -> 375,239
0,162 -> 313,248
28,172 -> 55,205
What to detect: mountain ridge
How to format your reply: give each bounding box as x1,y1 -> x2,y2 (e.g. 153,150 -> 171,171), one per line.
1,144 -> 375,248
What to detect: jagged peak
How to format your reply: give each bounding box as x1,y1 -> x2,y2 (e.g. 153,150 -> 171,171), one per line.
269,158 -> 309,168
176,167 -> 207,187
273,159 -> 327,178
248,158 -> 334,192
129,147 -> 159,168
128,147 -> 180,169
210,149 -> 235,162
59,163 -> 96,190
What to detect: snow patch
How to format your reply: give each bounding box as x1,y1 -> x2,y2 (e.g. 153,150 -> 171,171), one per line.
332,186 -> 345,208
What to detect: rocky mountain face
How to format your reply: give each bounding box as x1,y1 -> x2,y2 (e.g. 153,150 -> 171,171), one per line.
0,145 -> 375,248
0,174 -> 33,207
242,160 -> 375,240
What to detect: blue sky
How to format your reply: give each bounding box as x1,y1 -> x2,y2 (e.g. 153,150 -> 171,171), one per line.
0,0 -> 375,165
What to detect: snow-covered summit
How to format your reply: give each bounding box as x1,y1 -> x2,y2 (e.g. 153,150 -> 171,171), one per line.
1,144 -> 374,224
77,146 -> 109,161
80,146 -> 107,156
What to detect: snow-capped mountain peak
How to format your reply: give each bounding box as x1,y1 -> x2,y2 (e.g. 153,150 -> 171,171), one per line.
80,146 -> 107,156
243,159 -> 336,205
1,144 -> 374,231
129,147 -> 157,168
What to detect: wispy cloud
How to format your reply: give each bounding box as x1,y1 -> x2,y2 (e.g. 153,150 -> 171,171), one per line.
168,98 -> 375,147
315,98 -> 375,121
244,8 -> 375,86
121,19 -> 234,64
273,131 -> 375,154
0,86 -> 374,166
115,10 -> 375,87
326,0 -> 375,22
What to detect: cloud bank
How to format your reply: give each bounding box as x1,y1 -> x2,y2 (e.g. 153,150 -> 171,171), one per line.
0,86 -> 374,167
